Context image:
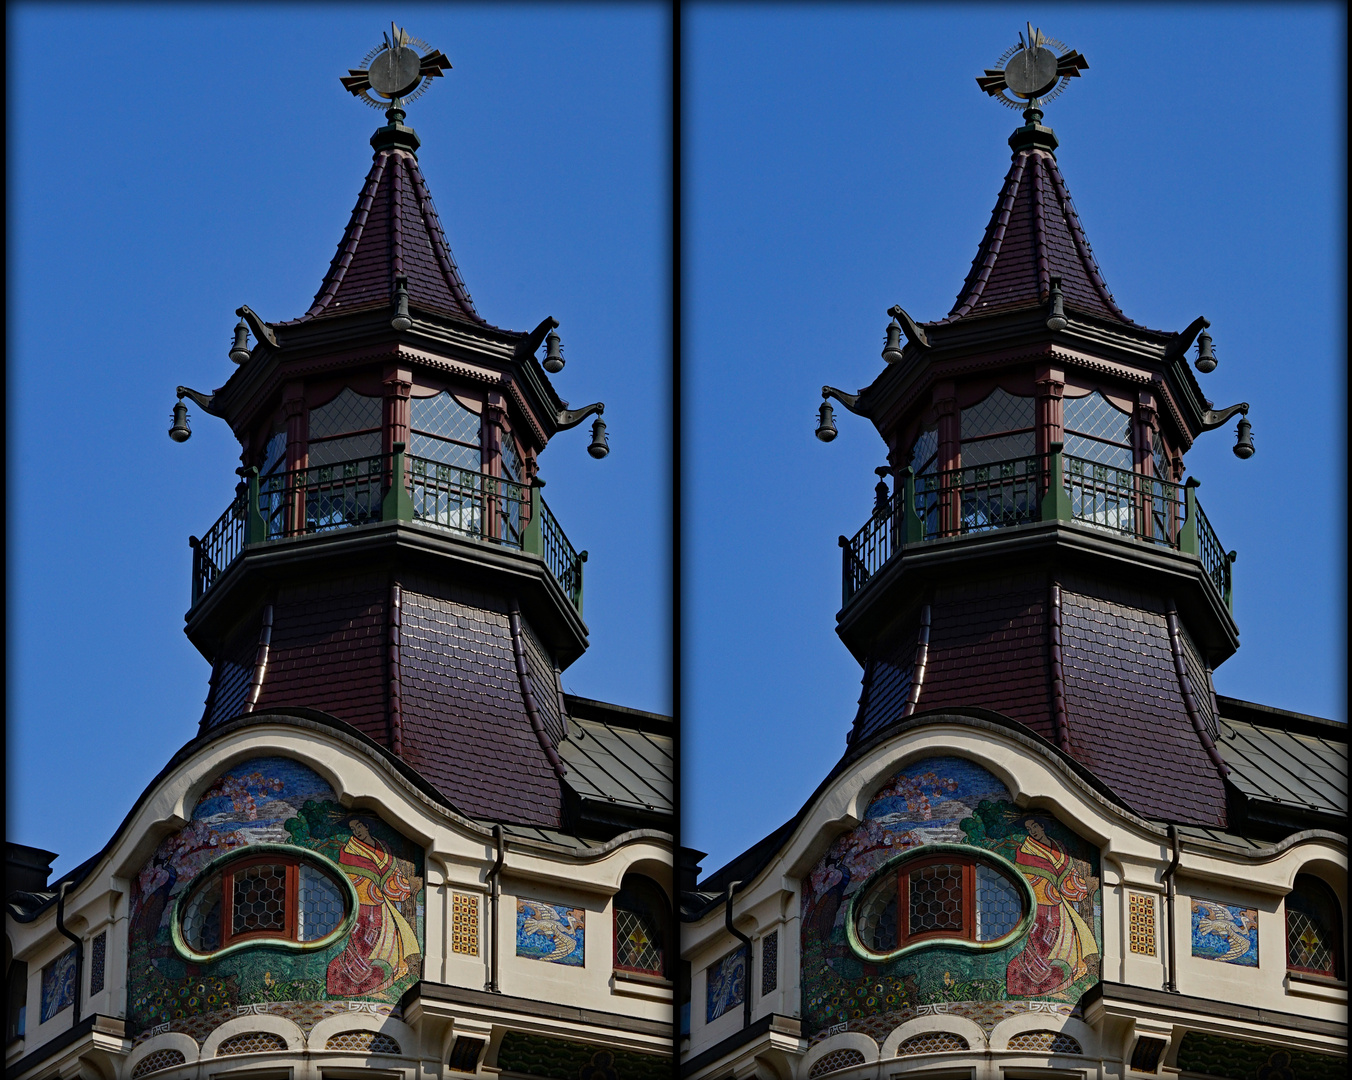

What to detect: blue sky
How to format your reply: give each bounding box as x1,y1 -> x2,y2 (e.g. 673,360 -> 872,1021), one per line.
7,6 -> 668,876
684,6 -> 1344,875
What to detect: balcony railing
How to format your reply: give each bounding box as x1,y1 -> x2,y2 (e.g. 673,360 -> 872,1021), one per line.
190,447 -> 585,613
841,445 -> 1233,609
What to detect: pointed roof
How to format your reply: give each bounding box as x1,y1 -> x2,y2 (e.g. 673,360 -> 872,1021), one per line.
283,145 -> 488,327
935,144 -> 1133,327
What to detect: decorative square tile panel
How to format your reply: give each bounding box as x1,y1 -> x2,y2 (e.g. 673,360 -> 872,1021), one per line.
451,892 -> 479,956
1128,893 -> 1156,956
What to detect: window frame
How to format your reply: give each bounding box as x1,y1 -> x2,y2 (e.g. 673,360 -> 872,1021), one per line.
172,845 -> 357,963
612,874 -> 672,980
846,843 -> 1035,963
1285,874 -> 1344,980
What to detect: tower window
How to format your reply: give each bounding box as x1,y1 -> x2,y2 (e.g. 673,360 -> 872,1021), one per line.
852,852 -> 1026,958
307,387 -> 383,467
178,853 -> 349,958
1064,390 -> 1132,470
1286,875 -> 1343,978
613,874 -> 669,978
410,391 -> 482,471
960,388 -> 1035,467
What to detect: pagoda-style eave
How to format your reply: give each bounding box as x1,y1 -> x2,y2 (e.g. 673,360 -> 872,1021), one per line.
209,305 -> 570,448
858,305 -> 1216,450
835,518 -> 1239,669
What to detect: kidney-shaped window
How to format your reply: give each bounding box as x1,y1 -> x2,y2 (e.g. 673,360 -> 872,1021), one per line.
175,849 -> 354,960
849,847 -> 1032,961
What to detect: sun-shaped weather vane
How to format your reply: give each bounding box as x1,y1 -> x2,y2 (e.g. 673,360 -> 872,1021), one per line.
976,23 -> 1088,110
340,23 -> 452,110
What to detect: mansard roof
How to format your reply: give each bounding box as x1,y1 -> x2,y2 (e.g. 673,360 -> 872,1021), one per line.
933,144 -> 1132,327
281,145 -> 488,328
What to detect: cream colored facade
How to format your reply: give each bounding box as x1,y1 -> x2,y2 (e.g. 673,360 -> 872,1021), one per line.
680,716 -> 1345,1080
7,717 -> 672,1079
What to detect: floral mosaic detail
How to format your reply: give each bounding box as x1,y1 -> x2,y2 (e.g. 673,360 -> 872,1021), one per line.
1190,899 -> 1257,966
127,757 -> 424,1038
40,947 -> 77,1024
516,900 -> 584,966
706,945 -> 747,1023
800,756 -> 1101,1043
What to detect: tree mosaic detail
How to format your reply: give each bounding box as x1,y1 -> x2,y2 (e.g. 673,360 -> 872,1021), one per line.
127,756 -> 424,1038
800,756 -> 1101,1044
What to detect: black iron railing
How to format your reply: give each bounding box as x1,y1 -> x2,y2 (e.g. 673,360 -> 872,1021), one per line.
191,446 -> 585,614
842,445 -> 1231,610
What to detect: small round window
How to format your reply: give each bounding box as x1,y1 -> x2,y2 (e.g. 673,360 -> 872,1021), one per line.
849,849 -> 1029,960
177,852 -> 351,958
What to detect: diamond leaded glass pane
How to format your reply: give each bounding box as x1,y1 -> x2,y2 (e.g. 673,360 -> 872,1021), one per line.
975,864 -> 1022,941
1287,878 -> 1339,975
908,864 -> 963,934
961,387 -> 1034,439
309,387 -> 382,438
1065,433 -> 1133,469
1064,390 -> 1131,445
411,391 -> 481,445
1152,429 -> 1169,480
501,433 -> 523,482
232,864 -> 287,935
297,864 -> 345,942
615,907 -> 664,974
262,430 -> 287,475
410,432 -> 480,470
308,431 -> 382,467
910,428 -> 938,474
962,431 -> 1036,467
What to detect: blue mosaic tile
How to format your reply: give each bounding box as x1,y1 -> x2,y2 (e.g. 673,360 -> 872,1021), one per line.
516,899 -> 585,966
1191,899 -> 1258,966
40,947 -> 77,1024
706,946 -> 747,1023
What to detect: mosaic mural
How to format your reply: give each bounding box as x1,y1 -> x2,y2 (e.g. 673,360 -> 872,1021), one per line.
1176,1032 -> 1344,1080
127,756 -> 424,1039
800,756 -> 1101,1045
516,900 -> 585,966
40,947 -> 77,1024
1190,898 -> 1258,966
706,945 -> 747,1023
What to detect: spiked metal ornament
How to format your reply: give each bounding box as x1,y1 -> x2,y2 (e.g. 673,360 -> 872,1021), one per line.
341,23 -> 452,109
977,24 -> 1088,110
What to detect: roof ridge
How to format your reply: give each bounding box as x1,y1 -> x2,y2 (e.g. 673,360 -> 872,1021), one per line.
299,154 -> 389,321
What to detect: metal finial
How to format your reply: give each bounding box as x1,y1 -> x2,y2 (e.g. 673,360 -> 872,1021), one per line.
340,27 -> 452,112
977,27 -> 1088,112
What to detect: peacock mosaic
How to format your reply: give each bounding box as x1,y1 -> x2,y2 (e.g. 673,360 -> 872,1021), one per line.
127,756 -> 424,1040
800,756 -> 1101,1045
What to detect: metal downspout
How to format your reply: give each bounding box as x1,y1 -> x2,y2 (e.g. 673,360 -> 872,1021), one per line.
1161,824 -> 1181,993
725,881 -> 754,1030
55,883 -> 83,1029
242,603 -> 274,713
901,603 -> 931,716
486,825 -> 506,993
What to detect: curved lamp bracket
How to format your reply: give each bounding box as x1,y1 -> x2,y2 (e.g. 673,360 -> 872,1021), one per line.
822,385 -> 867,416
886,305 -> 930,349
555,402 -> 604,430
1199,401 -> 1249,432
235,305 -> 280,350
176,386 -> 222,416
514,316 -> 560,364
1163,315 -> 1210,360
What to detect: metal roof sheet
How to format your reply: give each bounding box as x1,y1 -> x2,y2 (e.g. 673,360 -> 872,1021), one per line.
1217,715 -> 1347,816
559,716 -> 673,815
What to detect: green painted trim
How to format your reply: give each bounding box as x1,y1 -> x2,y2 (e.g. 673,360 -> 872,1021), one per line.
169,842 -> 359,965
899,467 -> 922,545
1040,446 -> 1071,523
522,483 -> 544,556
245,468 -> 266,545
382,444 -> 414,523
844,842 -> 1036,964
1179,477 -> 1200,556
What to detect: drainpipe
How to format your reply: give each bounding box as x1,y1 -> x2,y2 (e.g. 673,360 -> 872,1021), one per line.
486,825 -> 506,993
55,883 -> 83,1029
724,881 -> 754,1030
1161,825 -> 1181,993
